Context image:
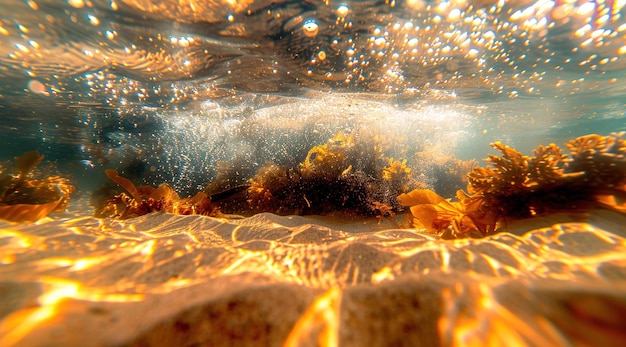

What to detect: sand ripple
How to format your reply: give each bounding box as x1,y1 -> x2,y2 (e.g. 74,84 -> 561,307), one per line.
1,210 -> 626,346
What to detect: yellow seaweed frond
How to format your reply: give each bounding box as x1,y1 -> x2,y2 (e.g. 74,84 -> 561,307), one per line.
0,198 -> 65,223
461,133 -> 626,225
382,158 -> 413,194
468,142 -> 528,195
105,169 -> 142,201
98,171 -> 221,219
398,189 -> 497,238
301,132 -> 354,176
382,158 -> 411,181
246,131 -> 395,216
15,151 -> 44,180
397,189 -> 446,207
527,143 -> 566,186
565,132 -> 626,188
0,151 -> 74,223
467,140 -> 568,198
247,162 -> 299,214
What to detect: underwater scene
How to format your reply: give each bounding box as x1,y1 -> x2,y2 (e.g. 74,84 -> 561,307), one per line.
1,0 -> 626,345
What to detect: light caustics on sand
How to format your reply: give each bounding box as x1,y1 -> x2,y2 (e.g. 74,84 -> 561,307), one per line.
1,210 -> 626,345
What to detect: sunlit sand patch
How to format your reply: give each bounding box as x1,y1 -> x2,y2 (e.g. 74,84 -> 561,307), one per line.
1,208 -> 626,345
285,287 -> 341,347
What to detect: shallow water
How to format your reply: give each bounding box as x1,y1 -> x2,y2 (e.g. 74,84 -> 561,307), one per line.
1,0 -> 626,345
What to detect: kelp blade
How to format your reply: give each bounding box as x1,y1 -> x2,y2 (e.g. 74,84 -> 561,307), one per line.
0,199 -> 63,222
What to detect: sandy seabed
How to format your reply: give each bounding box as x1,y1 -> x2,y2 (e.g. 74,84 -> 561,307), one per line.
1,209 -> 626,346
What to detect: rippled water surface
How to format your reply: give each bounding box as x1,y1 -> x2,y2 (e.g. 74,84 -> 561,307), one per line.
1,0 -> 626,346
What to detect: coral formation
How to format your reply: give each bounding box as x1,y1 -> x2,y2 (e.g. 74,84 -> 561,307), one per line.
96,169 -> 223,219
0,151 -> 74,222
400,133 -> 626,239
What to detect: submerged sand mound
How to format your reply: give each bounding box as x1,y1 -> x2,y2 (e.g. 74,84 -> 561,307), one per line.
1,210 -> 626,346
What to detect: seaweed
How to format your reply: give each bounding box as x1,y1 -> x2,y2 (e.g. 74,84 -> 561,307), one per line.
247,163 -> 301,215
301,132 -> 385,179
246,132 -> 408,217
400,133 -> 626,239
565,133 -> 626,189
96,169 -> 223,219
382,158 -> 412,193
565,132 -> 626,213
247,161 -> 376,216
0,151 -> 74,222
398,189 -> 497,238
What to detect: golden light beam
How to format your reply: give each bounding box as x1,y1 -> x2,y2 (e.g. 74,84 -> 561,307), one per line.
284,287 -> 342,347
0,277 -> 144,346
0,306 -> 56,347
439,283 -> 569,347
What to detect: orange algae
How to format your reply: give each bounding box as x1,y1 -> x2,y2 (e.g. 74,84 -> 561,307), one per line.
400,133 -> 626,239
16,130 -> 620,234
398,189 -> 497,238
0,151 -> 74,222
96,169 -> 223,219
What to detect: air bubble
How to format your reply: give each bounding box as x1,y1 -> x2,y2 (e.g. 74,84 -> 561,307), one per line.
68,0 -> 85,9
337,5 -> 349,18
303,19 -> 319,38
88,14 -> 100,26
28,80 -> 48,95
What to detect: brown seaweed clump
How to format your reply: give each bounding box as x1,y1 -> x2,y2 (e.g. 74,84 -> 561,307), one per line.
247,132 -> 414,216
0,151 -> 74,222
96,169 -> 223,219
399,133 -> 626,239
